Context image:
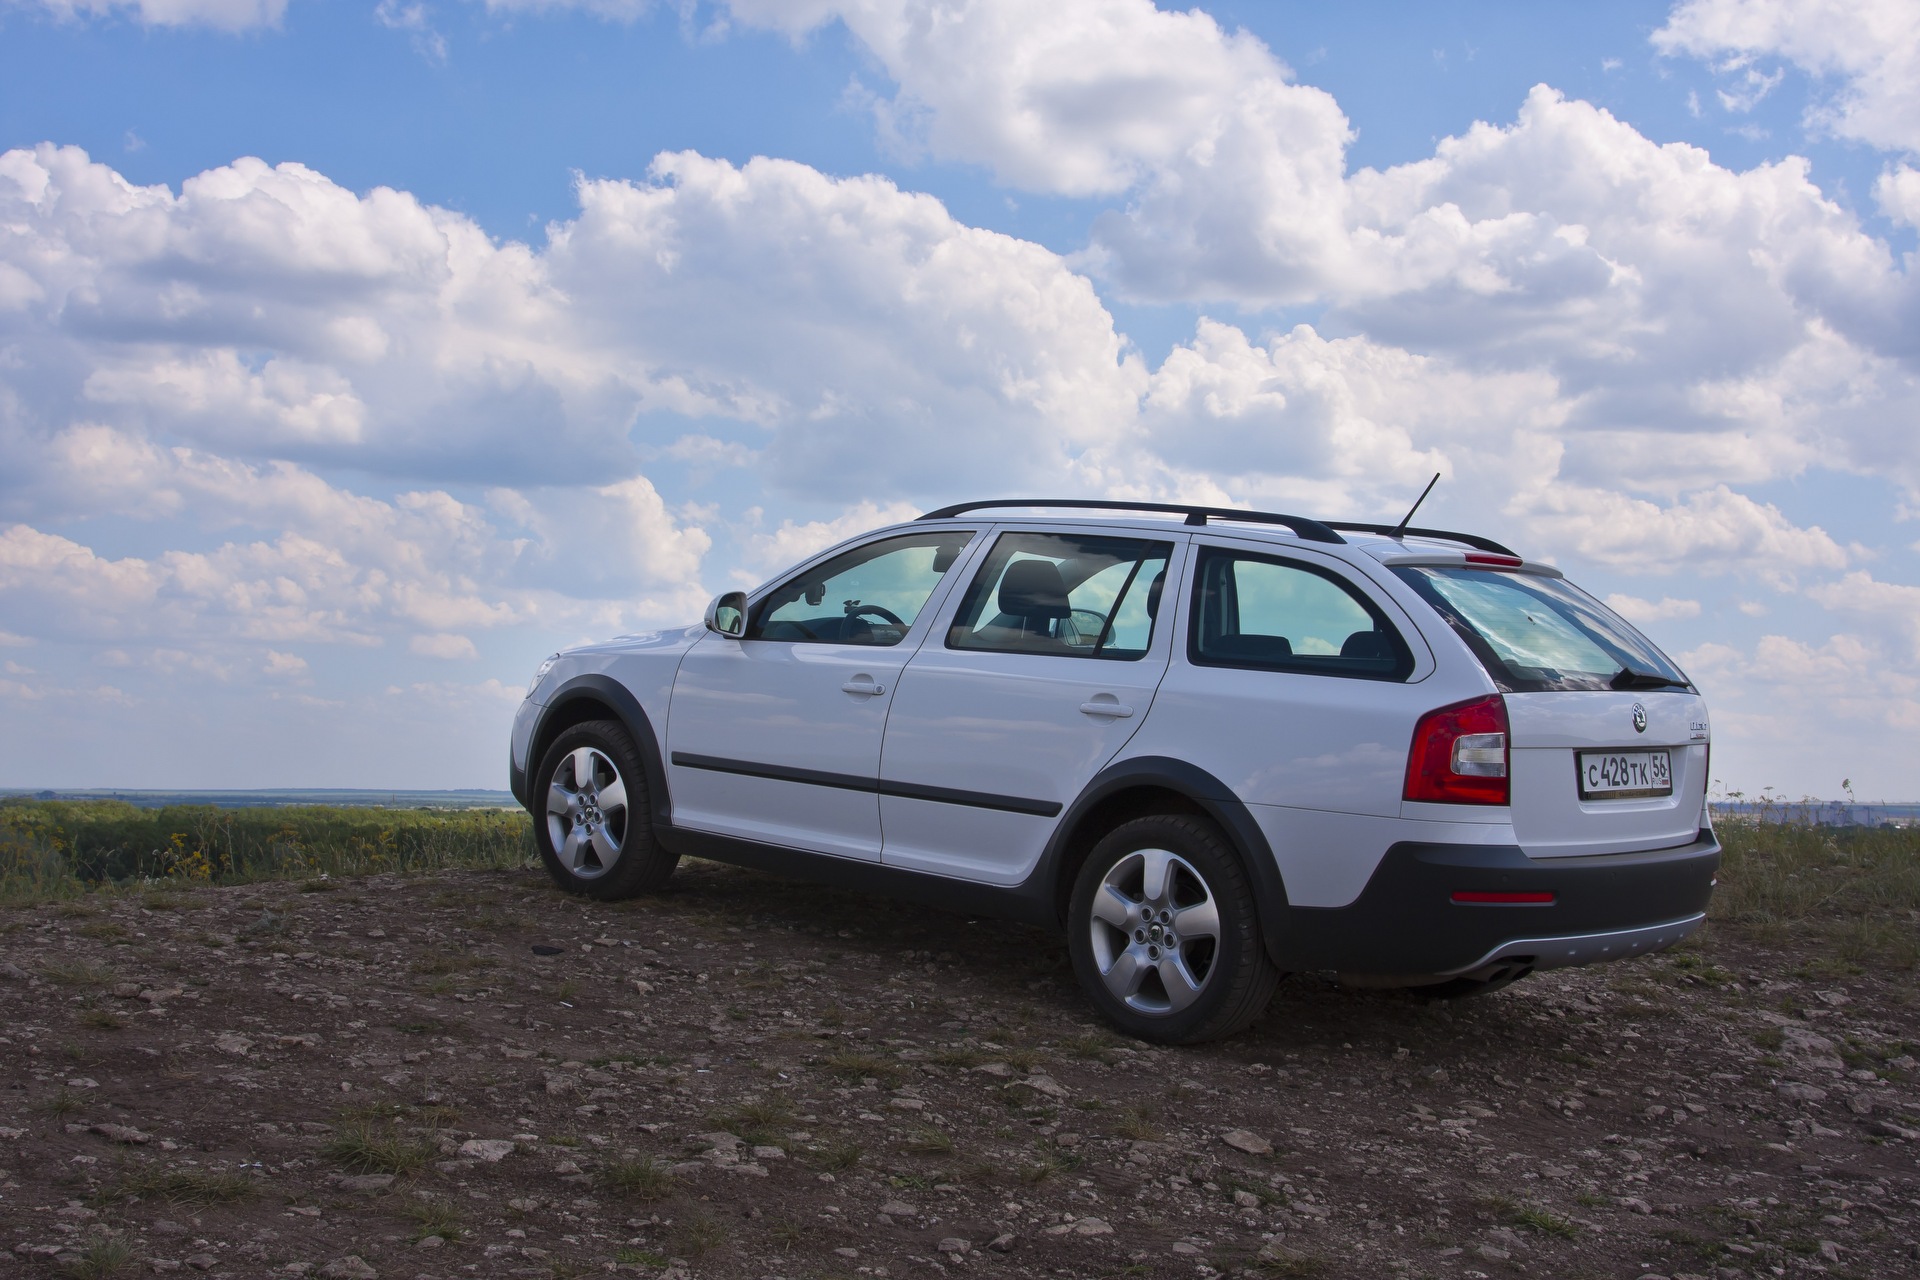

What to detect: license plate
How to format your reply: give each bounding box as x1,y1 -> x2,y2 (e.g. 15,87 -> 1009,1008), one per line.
1577,749 -> 1672,800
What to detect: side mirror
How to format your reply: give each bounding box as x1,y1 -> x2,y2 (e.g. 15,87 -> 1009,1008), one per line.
704,590 -> 747,638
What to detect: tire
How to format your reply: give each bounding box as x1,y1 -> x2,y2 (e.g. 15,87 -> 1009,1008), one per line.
1067,815 -> 1279,1045
532,720 -> 678,900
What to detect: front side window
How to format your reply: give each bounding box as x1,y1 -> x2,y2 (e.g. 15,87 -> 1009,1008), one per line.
749,531 -> 974,646
947,532 -> 1172,659
1190,548 -> 1412,680
1392,566 -> 1690,693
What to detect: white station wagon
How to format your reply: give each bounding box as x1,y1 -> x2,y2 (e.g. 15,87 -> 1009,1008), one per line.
510,500 -> 1718,1043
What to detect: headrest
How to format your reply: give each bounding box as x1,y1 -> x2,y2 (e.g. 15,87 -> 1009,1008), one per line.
999,559 -> 1071,620
1340,629 -> 1391,660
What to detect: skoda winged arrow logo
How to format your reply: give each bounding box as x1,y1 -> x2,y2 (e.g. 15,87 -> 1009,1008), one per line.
1632,702 -> 1648,734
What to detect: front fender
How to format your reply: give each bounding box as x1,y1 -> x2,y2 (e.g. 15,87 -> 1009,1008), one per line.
522,675 -> 672,832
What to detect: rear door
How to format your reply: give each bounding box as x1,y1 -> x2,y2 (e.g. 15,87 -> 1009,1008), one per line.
1392,564 -> 1709,856
877,527 -> 1185,884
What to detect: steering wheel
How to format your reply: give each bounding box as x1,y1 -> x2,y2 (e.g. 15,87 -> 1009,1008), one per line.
844,603 -> 906,626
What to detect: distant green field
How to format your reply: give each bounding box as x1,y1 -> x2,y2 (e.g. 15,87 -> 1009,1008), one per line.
0,797 -> 533,903
3,798 -> 1914,968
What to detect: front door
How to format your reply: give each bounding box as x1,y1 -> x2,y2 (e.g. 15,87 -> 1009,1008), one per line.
666,527 -> 979,861
878,528 -> 1185,884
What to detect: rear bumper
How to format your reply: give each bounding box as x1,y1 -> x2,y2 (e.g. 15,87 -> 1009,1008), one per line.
1279,828 -> 1719,976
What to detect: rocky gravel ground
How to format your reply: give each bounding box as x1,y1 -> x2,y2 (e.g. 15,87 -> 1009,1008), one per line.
2,861 -> 1917,1280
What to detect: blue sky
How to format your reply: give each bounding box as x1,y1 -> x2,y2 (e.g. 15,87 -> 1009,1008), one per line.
1,0 -> 1917,799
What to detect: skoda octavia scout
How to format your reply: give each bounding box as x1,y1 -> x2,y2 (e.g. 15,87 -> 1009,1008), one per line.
509,499 -> 1718,1044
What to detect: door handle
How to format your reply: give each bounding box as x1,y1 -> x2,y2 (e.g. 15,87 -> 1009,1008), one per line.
1079,699 -> 1134,719
842,678 -> 886,696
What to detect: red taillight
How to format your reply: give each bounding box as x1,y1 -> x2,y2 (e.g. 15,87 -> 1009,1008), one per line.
1451,891 -> 1554,905
1404,694 -> 1510,805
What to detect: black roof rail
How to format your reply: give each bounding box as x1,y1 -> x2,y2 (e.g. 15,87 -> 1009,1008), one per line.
917,499 -> 1346,545
1324,522 -> 1518,558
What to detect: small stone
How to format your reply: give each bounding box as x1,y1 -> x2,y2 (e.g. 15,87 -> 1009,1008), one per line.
66,1077 -> 100,1089
415,1237 -> 443,1249
1847,1094 -> 1875,1115
320,1257 -> 379,1280
1622,1197 -> 1653,1215
1539,1164 -> 1572,1179
1221,1129 -> 1273,1156
1071,1217 -> 1113,1236
213,1033 -> 254,1057
457,1139 -> 514,1163
1476,1245 -> 1511,1261
1020,1074 -> 1069,1099
751,1145 -> 785,1160
337,1174 -> 395,1193
1875,1120 -> 1920,1140
90,1123 -> 151,1145
1776,1082 -> 1828,1103
184,1256 -> 217,1272
1233,1190 -> 1260,1208
149,1262 -> 183,1274
1171,1242 -> 1203,1256
937,1238 -> 970,1255
880,1200 -> 917,1218
832,1247 -> 858,1258
988,1234 -> 1015,1253
974,1062 -> 1014,1077
153,1221 -> 189,1236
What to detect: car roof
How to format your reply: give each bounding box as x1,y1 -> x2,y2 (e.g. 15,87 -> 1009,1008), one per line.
908,499 -> 1524,562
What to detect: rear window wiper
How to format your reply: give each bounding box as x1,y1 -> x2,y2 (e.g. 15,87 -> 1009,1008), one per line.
1610,666 -> 1690,691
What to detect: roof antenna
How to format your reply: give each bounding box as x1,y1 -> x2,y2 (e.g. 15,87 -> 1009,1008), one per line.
1389,473 -> 1441,539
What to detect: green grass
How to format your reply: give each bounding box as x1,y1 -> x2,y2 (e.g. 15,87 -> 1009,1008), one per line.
59,1237 -> 135,1279
812,1141 -> 863,1172
403,1198 -> 466,1242
1712,804 -> 1920,965
320,1114 -> 435,1176
0,798 -> 532,905
819,1050 -> 903,1086
900,1126 -> 955,1155
600,1156 -> 676,1200
101,1164 -> 255,1207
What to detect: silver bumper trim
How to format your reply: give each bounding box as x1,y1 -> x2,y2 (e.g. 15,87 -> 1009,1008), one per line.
1443,912 -> 1707,977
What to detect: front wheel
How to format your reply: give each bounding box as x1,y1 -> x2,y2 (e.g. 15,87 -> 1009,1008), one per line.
1067,815 -> 1278,1045
532,720 -> 678,900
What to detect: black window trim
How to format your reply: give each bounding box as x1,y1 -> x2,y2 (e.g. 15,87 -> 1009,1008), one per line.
1186,545 -> 1415,682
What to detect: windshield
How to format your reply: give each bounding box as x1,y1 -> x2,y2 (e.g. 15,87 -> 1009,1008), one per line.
1392,566 -> 1691,694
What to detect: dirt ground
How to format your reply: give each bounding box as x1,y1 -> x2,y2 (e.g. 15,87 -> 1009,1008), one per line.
3,860 -> 1917,1280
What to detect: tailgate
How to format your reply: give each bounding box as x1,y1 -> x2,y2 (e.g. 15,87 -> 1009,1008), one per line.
1506,690 -> 1709,857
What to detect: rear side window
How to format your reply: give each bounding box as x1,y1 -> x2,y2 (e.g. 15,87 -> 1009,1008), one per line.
1392,566 -> 1691,693
948,532 -> 1172,660
1190,548 -> 1412,680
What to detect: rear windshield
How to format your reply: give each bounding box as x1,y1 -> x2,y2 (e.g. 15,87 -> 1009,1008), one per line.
1392,566 -> 1692,694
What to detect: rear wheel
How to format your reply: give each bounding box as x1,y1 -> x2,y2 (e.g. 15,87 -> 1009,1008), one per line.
1067,815 -> 1278,1045
532,720 -> 678,900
